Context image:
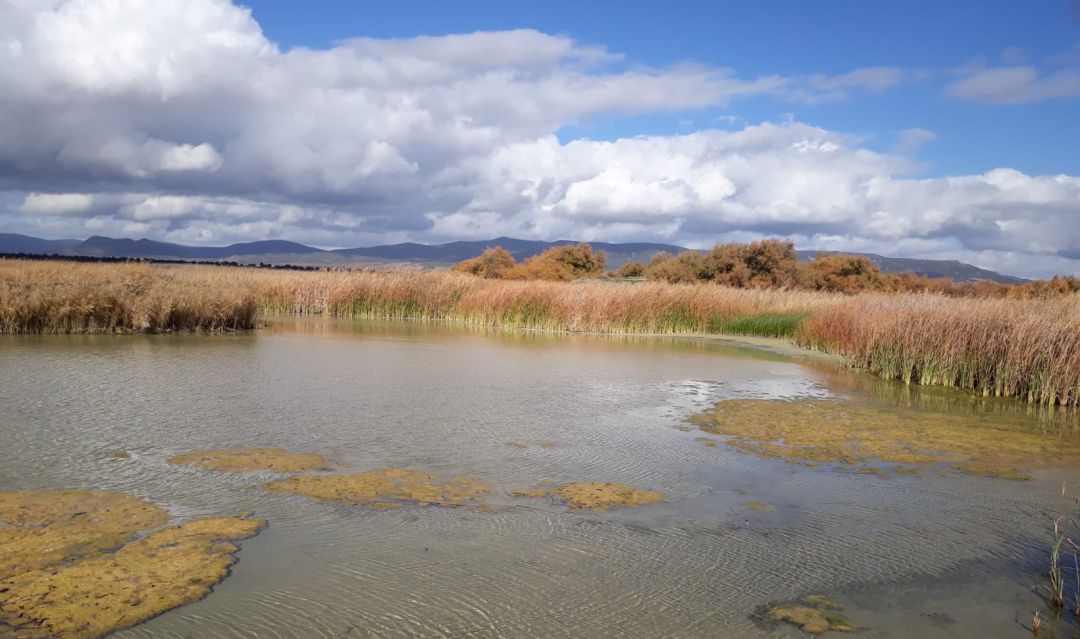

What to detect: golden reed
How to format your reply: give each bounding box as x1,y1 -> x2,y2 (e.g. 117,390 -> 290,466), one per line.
2,260 -> 1076,405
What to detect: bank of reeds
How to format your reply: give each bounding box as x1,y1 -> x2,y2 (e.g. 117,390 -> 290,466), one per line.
3,259 -> 1078,406
253,269 -> 831,335
797,294 -> 1080,406
0,261 -> 258,333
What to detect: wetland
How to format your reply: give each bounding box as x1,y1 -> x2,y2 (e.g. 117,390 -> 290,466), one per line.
2,318 -> 1079,638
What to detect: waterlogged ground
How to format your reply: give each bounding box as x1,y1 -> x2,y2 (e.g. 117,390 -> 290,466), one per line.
2,318 -> 1079,638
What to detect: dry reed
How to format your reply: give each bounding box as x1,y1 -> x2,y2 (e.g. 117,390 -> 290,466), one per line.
797,294 -> 1080,406
0,260 -> 257,333
3,259 -> 1078,406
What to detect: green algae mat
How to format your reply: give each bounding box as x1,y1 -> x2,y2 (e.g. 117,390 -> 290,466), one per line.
691,398 -> 1080,479
0,490 -> 264,639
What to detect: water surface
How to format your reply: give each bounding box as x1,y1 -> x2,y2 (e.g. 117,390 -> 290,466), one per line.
1,319 -> 1077,638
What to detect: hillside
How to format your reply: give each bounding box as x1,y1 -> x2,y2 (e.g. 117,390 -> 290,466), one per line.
0,233 -> 1028,283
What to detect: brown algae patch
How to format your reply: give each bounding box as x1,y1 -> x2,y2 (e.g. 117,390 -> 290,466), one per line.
694,436 -> 718,448
167,447 -> 330,473
0,490 -> 264,639
504,442 -> 529,449
767,595 -> 856,635
110,451 -> 130,459
690,399 -> 1080,480
515,482 -> 665,511
264,468 -> 488,508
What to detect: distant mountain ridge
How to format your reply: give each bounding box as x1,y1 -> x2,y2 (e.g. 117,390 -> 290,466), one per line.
0,232 -> 1028,284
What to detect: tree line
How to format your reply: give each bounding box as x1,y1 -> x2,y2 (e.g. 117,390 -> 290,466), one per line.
452,240 -> 1080,297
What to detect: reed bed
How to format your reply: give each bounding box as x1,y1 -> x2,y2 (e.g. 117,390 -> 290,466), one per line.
0,261 -> 258,333
797,294 -> 1080,406
252,269 -> 834,334
3,259 -> 1078,405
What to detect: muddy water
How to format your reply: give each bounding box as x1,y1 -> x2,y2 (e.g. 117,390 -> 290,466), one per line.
1,318 -> 1078,638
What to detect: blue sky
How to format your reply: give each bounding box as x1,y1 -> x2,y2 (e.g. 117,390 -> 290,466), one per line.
0,0 -> 1078,277
245,0 -> 1080,176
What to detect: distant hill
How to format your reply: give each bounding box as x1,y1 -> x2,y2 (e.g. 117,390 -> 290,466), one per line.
333,236 -> 687,266
0,233 -> 1027,283
793,250 -> 1028,285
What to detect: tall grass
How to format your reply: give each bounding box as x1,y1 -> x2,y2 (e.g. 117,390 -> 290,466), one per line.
2,259 -> 1078,406
251,269 -> 834,334
0,261 -> 258,333
797,294 -> 1080,406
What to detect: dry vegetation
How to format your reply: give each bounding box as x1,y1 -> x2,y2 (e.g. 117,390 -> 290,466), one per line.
797,295 -> 1080,406
2,253 -> 1078,405
0,260 -> 257,333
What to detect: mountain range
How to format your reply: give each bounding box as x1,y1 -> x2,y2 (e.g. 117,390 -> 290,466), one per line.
0,233 -> 1028,284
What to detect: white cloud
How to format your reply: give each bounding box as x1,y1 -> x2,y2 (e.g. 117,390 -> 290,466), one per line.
895,128 -> 936,153
947,62 -> 1080,104
20,192 -> 95,215
0,0 -> 1077,278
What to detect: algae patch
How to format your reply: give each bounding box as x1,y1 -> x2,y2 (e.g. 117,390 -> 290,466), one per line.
0,490 -> 264,639
167,447 -> 330,473
514,482 -> 665,511
766,595 -> 857,635
0,490 -> 169,580
742,500 -> 774,512
264,468 -> 488,508
690,399 -> 1080,479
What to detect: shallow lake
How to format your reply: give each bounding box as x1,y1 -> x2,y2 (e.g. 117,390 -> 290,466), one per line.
2,319 -> 1078,638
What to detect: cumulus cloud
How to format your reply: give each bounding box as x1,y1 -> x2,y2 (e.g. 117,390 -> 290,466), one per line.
0,0 -> 1077,278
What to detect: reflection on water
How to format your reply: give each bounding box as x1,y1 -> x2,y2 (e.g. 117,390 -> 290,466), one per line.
1,318 -> 1078,638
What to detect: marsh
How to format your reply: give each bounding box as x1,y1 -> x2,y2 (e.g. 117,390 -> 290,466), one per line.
1,318 -> 1077,638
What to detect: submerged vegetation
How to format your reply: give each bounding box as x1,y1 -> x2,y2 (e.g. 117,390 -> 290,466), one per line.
766,595 -> 857,635
264,468 -> 489,508
2,255 -> 1078,405
691,399 -> 1080,479
167,447 -> 330,473
514,482 -> 665,511
0,490 -> 263,639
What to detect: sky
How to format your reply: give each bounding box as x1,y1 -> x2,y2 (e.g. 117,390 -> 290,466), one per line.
0,0 -> 1078,277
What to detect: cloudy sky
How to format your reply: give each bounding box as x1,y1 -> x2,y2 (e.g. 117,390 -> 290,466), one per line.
1,0 -> 1078,277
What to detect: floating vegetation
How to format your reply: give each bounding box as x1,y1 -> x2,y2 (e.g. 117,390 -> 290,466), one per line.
766,595 -> 857,635
0,490 -> 169,580
110,450 -> 131,459
742,500 -> 774,512
690,399 -> 1080,480
168,447 -> 330,473
504,442 -> 529,449
0,490 -> 264,639
514,482 -> 665,511
264,468 -> 488,508
694,436 -> 718,448
537,441 -> 557,449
